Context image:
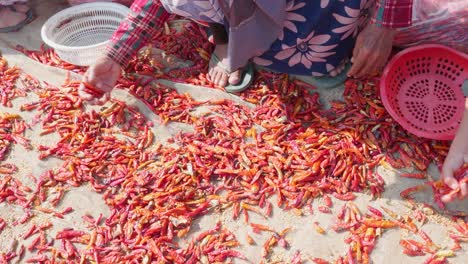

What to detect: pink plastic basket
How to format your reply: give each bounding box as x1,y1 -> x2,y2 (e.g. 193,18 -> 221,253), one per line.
380,44 -> 468,140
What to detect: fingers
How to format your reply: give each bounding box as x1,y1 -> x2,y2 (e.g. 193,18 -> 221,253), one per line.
442,161 -> 460,190
79,74 -> 111,105
78,82 -> 94,101
441,171 -> 467,202
443,170 -> 459,190
357,53 -> 379,78
350,48 -> 386,78
97,93 -> 110,105
78,74 -> 95,101
348,24 -> 394,78
347,43 -> 362,77
441,193 -> 458,203
440,163 -> 461,203
348,37 -> 375,79
348,50 -> 368,78
351,37 -> 362,63
460,181 -> 468,198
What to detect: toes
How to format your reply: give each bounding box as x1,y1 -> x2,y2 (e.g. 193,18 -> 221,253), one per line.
207,68 -> 214,82
212,70 -> 222,86
218,72 -> 229,87
210,67 -> 230,87
441,194 -> 454,203
13,4 -> 30,13
229,70 -> 241,85
336,64 -> 344,74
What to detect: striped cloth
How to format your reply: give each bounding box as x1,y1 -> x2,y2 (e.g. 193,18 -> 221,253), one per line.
68,0 -> 133,6
394,0 -> 468,53
371,0 -> 413,28
105,0 -> 170,66
0,0 -> 27,5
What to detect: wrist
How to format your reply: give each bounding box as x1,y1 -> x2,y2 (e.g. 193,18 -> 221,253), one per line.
370,23 -> 397,37
104,45 -> 128,68
451,110 -> 468,153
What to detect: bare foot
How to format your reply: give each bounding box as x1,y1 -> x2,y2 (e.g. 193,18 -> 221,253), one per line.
328,61 -> 347,77
208,43 -> 242,87
12,4 -> 30,13
0,6 -> 27,30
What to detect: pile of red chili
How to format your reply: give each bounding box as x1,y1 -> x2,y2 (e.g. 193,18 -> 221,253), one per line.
1,19 -> 467,263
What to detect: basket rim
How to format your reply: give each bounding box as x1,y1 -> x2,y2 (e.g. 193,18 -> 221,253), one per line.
41,2 -> 130,52
380,44 -> 468,140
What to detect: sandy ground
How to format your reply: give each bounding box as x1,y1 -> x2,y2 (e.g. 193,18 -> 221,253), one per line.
0,0 -> 467,263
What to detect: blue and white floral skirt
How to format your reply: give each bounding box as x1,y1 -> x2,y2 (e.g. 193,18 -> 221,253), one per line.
162,0 -> 373,76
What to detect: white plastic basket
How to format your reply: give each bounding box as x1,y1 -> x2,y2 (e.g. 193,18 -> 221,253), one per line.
41,2 -> 130,66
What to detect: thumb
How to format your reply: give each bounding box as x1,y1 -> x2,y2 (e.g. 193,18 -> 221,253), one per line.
460,181 -> 467,198
349,41 -> 362,76
78,82 -> 93,101
86,67 -> 100,85
96,81 -> 114,93
442,167 -> 459,190
351,35 -> 363,62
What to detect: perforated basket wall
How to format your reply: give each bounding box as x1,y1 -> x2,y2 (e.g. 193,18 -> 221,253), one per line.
41,3 -> 130,66
380,44 -> 468,140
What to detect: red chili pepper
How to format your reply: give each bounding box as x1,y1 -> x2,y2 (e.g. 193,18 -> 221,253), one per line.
22,224 -> 38,239
2,26 -> 456,263
313,221 -> 326,235
318,205 -> 332,214
309,257 -> 330,264
333,193 -> 357,201
56,230 -> 86,240
400,173 -> 426,179
0,218 -> 6,233
366,206 -> 383,217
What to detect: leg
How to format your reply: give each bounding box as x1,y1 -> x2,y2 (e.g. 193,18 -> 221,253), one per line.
162,0 -> 252,90
209,23 -> 228,45
0,0 -> 32,33
206,23 -> 244,88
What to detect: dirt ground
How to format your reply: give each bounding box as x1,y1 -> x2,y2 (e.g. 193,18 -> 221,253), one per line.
0,0 -> 467,263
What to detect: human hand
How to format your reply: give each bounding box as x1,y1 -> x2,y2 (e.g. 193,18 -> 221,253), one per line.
441,108 -> 468,203
78,56 -> 122,105
441,150 -> 468,203
348,23 -> 396,78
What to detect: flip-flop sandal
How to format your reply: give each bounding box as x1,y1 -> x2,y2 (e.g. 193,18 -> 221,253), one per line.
0,5 -> 34,33
210,53 -> 254,93
305,62 -> 351,89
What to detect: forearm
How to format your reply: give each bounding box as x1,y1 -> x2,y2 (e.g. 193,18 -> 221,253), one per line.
106,0 -> 170,67
451,99 -> 468,152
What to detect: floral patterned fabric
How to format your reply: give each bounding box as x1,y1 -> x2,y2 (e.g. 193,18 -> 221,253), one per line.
161,0 -> 372,76
109,0 -> 414,75
254,0 -> 374,76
